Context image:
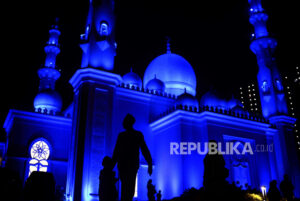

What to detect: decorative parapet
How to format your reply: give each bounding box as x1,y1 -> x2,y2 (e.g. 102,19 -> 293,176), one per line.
117,83 -> 177,99
152,104 -> 272,125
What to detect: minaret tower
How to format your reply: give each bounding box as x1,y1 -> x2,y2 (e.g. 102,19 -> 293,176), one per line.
248,0 -> 288,118
249,0 -> 300,194
33,20 -> 62,115
66,1 -> 121,200
80,0 -> 116,71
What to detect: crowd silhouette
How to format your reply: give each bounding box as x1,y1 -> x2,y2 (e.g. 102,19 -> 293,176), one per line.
0,114 -> 299,201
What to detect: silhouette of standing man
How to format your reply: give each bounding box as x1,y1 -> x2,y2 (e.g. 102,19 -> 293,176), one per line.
112,114 -> 152,201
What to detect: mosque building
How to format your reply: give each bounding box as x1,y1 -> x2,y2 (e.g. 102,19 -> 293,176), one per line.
1,0 -> 300,200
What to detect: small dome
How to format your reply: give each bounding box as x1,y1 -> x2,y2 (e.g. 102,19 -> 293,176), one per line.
143,52 -> 196,96
200,90 -> 242,110
232,105 -> 247,115
146,76 -> 165,93
122,70 -> 142,88
200,90 -> 228,109
34,90 -> 62,113
177,91 -> 199,109
228,97 -> 243,109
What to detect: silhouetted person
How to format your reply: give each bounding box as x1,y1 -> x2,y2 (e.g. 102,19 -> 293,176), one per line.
0,166 -> 22,201
99,156 -> 118,201
157,190 -> 162,201
203,140 -> 229,191
112,114 -> 152,201
280,174 -> 294,201
267,180 -> 282,201
24,171 -> 55,201
147,179 -> 156,201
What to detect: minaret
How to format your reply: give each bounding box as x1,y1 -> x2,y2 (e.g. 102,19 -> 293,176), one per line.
248,0 -> 288,118
66,1 -> 121,200
80,0 -> 117,71
33,20 -> 62,115
249,1 -> 300,194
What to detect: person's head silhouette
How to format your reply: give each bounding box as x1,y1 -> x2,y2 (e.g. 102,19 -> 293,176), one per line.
102,156 -> 114,169
270,180 -> 277,188
284,174 -> 289,180
123,114 -> 135,130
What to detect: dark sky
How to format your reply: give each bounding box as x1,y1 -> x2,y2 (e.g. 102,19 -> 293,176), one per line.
1,0 -> 299,126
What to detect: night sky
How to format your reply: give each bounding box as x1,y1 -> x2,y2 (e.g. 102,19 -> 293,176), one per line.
1,0 -> 299,127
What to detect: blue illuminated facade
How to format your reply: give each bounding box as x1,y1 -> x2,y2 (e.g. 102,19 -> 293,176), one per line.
2,0 -> 300,200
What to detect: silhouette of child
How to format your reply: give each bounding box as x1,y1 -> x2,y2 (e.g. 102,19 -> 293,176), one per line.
157,190 -> 162,201
147,179 -> 156,201
99,156 -> 118,201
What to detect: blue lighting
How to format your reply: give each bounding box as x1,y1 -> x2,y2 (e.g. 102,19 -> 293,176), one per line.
33,23 -> 62,114
28,139 -> 51,176
2,1 -> 300,201
122,69 -> 143,89
143,53 -> 197,96
80,0 -> 116,70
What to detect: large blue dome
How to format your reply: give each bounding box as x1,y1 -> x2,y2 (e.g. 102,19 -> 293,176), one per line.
143,53 -> 197,96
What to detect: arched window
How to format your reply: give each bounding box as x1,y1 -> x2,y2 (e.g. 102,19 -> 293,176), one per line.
28,139 -> 51,177
261,80 -> 269,93
99,21 -> 109,36
275,79 -> 283,91
86,25 -> 90,35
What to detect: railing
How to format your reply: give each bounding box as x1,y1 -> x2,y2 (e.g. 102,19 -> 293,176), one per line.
152,104 -> 272,126
118,83 -> 177,99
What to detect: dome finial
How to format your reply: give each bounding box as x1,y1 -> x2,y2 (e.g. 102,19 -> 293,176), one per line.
166,37 -> 171,54
130,67 -> 133,72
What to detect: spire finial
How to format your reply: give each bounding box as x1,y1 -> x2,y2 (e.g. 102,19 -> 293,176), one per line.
55,17 -> 59,25
166,37 -> 171,54
130,67 -> 133,72
52,18 -> 59,29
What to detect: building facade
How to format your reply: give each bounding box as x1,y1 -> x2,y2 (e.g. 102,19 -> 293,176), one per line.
2,0 -> 300,200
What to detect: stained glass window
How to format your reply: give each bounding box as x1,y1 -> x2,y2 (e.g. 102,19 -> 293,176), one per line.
28,140 -> 50,177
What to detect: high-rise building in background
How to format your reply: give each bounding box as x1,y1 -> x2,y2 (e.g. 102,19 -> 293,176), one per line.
239,65 -> 300,155
283,66 -> 300,153
239,82 -> 261,114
